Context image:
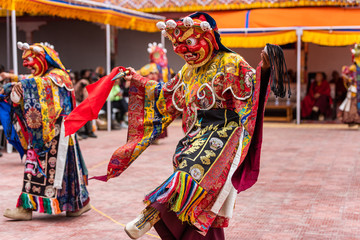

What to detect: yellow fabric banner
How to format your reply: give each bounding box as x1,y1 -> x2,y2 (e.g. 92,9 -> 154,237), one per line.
0,0 -> 163,32
221,31 -> 297,48
71,0 -> 360,13
302,30 -> 360,46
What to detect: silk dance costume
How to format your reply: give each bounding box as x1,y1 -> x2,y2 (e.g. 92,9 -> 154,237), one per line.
65,12 -> 289,240
2,42 -> 90,220
338,43 -> 360,125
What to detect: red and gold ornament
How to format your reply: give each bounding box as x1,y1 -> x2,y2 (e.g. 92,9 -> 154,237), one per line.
157,14 -> 219,68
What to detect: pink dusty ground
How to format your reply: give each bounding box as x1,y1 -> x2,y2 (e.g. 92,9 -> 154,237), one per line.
0,121 -> 359,240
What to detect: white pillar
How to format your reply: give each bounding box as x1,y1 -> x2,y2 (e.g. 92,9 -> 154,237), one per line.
11,10 -> 18,76
6,10 -> 11,71
8,10 -> 18,154
106,24 -> 111,132
296,28 -> 302,125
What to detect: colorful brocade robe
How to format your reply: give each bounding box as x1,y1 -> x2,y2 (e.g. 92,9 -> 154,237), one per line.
105,51 -> 271,234
5,68 -> 89,214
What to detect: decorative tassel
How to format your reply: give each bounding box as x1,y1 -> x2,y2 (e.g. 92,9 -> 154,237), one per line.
144,171 -> 207,224
16,193 -> 61,214
265,43 -> 291,98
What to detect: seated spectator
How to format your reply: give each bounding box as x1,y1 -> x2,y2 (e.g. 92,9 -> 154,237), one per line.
91,66 -> 105,83
80,69 -> 92,82
301,72 -> 332,120
330,70 -> 347,104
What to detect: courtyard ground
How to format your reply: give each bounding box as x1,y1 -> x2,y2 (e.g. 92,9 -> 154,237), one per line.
0,121 -> 359,240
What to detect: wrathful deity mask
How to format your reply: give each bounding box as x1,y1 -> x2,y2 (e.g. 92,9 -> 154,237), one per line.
20,43 -> 48,77
18,41 -> 66,77
157,13 -> 220,68
148,42 -> 168,67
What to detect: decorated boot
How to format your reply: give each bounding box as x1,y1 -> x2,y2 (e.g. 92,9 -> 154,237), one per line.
3,206 -> 32,221
125,207 -> 159,239
66,203 -> 92,217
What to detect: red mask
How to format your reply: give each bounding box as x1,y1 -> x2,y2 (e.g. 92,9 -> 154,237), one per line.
22,47 -> 48,77
150,46 -> 168,67
159,17 -> 219,68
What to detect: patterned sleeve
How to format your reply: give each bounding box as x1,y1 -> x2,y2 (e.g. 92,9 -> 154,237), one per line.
237,58 -> 260,136
103,73 -> 181,181
3,83 -> 13,96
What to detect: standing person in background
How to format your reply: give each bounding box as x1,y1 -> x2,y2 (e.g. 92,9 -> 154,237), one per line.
146,42 -> 173,83
91,66 -> 105,83
75,69 -> 97,139
330,70 -> 347,104
74,78 -> 97,138
301,72 -> 332,120
0,42 -> 90,220
330,70 -> 347,119
338,44 -> 360,125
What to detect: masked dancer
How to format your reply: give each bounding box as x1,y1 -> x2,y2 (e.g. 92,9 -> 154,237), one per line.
1,42 -> 90,220
66,12 -> 289,239
338,43 -> 360,125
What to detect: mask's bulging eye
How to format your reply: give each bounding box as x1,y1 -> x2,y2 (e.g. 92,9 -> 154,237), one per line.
27,57 -> 33,62
186,38 -> 197,46
174,28 -> 181,37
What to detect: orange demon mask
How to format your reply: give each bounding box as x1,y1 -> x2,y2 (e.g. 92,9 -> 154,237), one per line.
18,42 -> 66,77
157,13 -> 221,68
19,43 -> 48,77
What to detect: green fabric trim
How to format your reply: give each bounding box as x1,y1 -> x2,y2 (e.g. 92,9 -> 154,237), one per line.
43,197 -> 52,214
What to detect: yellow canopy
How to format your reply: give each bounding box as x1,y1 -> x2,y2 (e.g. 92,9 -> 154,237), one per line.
0,0 -> 164,32
221,31 -> 297,48
302,30 -> 360,46
77,0 -> 360,13
214,8 -> 360,48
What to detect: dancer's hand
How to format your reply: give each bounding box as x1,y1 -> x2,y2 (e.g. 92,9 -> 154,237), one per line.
13,82 -> 23,97
0,72 -> 13,81
123,67 -> 136,82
